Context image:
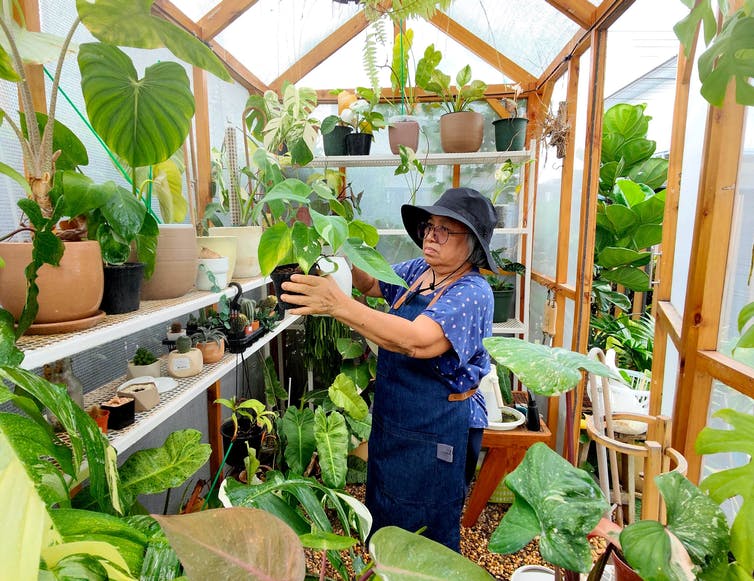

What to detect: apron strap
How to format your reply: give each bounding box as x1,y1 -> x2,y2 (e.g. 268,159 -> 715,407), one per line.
393,267 -> 471,311
448,387 -> 478,402
392,272 -> 428,310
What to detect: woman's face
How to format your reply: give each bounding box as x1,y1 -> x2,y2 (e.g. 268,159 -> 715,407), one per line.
420,215 -> 471,269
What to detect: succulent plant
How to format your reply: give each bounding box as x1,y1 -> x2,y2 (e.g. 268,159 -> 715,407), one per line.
132,347 -> 158,366
176,335 -> 192,354
191,326 -> 226,348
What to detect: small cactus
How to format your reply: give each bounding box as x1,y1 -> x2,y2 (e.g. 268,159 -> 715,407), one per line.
176,335 -> 192,353
170,321 -> 183,333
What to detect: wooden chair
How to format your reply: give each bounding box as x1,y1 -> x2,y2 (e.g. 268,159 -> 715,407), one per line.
582,348 -> 687,525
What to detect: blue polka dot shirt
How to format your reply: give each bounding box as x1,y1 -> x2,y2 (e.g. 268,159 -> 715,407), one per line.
379,258 -> 493,428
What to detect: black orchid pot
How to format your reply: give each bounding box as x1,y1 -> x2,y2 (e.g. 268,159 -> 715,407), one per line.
220,416 -> 263,469
100,262 -> 144,315
269,263 -> 304,312
323,125 -> 353,155
345,132 -> 372,155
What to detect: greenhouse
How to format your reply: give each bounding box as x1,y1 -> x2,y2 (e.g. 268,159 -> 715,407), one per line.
0,0 -> 751,579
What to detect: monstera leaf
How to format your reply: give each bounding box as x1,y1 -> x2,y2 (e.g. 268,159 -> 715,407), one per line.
483,337 -> 619,396
489,443 -> 609,573
78,43 -> 195,168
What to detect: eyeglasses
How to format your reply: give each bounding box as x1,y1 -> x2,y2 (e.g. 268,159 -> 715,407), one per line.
418,221 -> 467,245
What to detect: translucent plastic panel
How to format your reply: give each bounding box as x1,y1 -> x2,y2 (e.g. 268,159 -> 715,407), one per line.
528,282 -> 549,343
567,48 -> 591,286
661,337 -> 679,417
446,0 -> 579,78
718,108 -> 754,368
532,77 -> 568,279
216,0 -> 361,86
171,0 -> 220,22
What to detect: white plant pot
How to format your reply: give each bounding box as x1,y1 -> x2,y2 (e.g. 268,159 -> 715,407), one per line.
196,257 -> 229,291
208,226 -> 263,278
316,256 -> 352,296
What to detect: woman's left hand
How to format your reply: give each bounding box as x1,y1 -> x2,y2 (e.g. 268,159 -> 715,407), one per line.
281,274 -> 346,316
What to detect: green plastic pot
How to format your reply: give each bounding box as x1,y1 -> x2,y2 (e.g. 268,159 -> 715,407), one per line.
493,117 -> 529,151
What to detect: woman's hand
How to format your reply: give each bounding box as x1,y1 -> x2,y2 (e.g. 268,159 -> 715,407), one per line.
281,274 -> 347,316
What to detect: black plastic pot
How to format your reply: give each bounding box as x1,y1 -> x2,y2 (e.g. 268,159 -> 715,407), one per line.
270,263 -> 304,312
101,396 -> 135,430
492,288 -> 516,323
323,125 -> 353,155
493,117 -> 529,151
345,132 -> 372,155
100,262 -> 144,315
220,417 -> 263,468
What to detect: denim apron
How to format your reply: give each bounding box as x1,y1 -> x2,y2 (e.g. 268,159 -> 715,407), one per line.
366,275 -> 473,551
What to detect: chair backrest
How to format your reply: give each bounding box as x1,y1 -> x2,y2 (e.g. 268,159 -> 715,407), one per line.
584,348 -> 687,526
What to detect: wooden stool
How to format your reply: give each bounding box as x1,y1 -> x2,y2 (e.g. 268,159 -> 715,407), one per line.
462,420 -> 553,527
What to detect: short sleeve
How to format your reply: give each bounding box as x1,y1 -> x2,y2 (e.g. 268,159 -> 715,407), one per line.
378,258 -> 424,305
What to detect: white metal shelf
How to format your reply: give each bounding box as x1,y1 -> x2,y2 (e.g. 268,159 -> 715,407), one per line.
18,276 -> 272,370
81,314 -> 300,454
492,319 -> 526,336
307,150 -> 531,168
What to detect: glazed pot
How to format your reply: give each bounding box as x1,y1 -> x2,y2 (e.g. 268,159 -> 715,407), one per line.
440,111 -> 483,153
0,240 -> 104,325
139,224 -> 198,300
196,257 -> 230,291
208,226 -> 263,278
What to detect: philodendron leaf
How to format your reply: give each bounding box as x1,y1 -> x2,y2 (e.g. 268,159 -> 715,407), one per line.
328,373 -> 369,420
310,208 -> 349,251
341,238 -> 407,288
78,43 -> 195,168
118,429 -> 211,509
314,408 -> 349,489
483,337 -> 619,396
371,526 -> 493,580
153,508 -> 306,581
290,222 -> 321,275
150,159 -> 187,224
696,409 -> 754,574
620,520 -> 693,581
0,44 -> 20,81
280,406 -> 316,475
489,443 -> 608,573
258,221 -> 292,276
336,338 -> 364,360
300,531 -> 357,551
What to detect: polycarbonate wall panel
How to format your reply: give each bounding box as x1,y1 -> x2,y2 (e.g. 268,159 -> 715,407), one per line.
718,109 -> 754,368
529,282 -> 548,344
661,338 -> 679,417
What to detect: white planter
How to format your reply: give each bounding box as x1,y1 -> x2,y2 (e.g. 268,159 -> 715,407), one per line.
196,257 -> 229,291
208,226 -> 263,278
196,235 -> 238,281
315,256 -> 352,296
510,565 -> 554,581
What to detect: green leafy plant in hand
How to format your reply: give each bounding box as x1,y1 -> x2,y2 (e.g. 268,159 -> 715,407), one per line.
415,44 -> 487,114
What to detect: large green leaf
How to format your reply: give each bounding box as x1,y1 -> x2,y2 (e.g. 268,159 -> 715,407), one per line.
613,178 -> 647,208
603,104 -> 649,144
696,409 -> 754,574
597,247 -> 651,269
78,43 -> 194,168
489,443 -> 609,574
118,430 -> 210,510
483,337 -> 619,396
604,204 -> 638,237
620,520 -> 686,580
257,221 -> 292,275
0,21 -> 75,67
99,183 -> 146,243
349,219 -> 379,247
632,194 -> 666,225
328,373 -> 369,421
153,508 -> 305,580
600,265 -> 651,291
280,407 -> 316,475
310,209 -> 349,252
314,408 -> 349,489
616,137 -> 656,168
371,526 -> 493,580
629,157 -> 668,190
341,238 -> 407,287
150,159 -> 187,224
632,223 -> 664,250
0,161 -> 32,196
76,0 -> 229,81
0,43 -> 20,81
60,171 -> 109,217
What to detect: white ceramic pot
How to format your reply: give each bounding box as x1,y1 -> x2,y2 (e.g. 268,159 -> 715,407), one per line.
315,256 -> 352,296
208,226 -> 263,278
196,257 -> 229,291
196,235 -> 238,281
510,565 -> 555,581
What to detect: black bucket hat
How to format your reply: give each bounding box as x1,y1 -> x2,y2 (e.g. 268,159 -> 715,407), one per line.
401,187 -> 496,271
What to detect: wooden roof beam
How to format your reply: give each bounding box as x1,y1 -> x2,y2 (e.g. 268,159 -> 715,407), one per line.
544,0 -> 595,29
199,0 -> 260,40
269,10 -> 371,92
427,11 -> 536,87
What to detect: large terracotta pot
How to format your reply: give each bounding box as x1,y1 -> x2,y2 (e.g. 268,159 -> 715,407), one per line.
196,235 -> 238,281
440,111 -> 484,153
139,224 -> 198,300
208,226 -> 263,278
0,240 -> 103,325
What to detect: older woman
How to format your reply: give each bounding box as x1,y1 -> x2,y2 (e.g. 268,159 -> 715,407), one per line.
281,187 -> 496,551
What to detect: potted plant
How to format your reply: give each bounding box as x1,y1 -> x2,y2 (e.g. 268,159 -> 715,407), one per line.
415,44 -> 488,153
322,87 -> 387,156
251,157 -> 405,312
492,92 -> 530,152
167,335 -> 204,378
243,82 -> 320,166
191,326 -> 226,364
491,159 -> 528,227
387,28 -> 422,154
127,346 -> 162,379
486,250 -> 525,323
215,396 -> 277,470
320,89 -> 356,156
0,2 -> 229,333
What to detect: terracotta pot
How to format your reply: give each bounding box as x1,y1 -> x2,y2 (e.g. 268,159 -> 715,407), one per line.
139,224 -> 198,300
196,235 -> 238,281
440,111 -> 484,153
196,339 -> 225,364
0,240 -> 103,324
388,116 -> 420,154
208,226 -> 263,278
612,551 -> 641,581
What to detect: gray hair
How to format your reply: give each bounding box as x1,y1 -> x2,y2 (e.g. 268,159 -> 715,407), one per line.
467,236 -> 488,269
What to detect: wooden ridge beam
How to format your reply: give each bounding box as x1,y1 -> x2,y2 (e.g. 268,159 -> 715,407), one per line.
199,0 -> 259,40
270,10 -> 370,92
544,0 -> 595,29
427,11 -> 536,86
152,0 -> 201,36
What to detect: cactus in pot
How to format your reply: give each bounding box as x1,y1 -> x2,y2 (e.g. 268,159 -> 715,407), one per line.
167,335 -> 203,378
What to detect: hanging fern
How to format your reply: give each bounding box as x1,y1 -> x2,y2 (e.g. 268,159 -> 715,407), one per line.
362,0 -> 453,23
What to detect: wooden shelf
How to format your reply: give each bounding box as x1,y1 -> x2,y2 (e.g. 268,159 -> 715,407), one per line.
18,276 -> 272,370
307,150 -> 531,168
82,314 -> 300,454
